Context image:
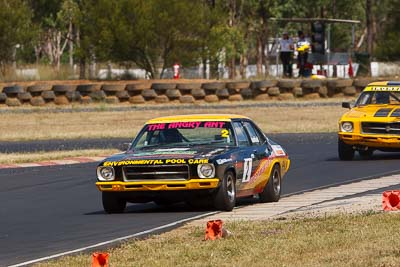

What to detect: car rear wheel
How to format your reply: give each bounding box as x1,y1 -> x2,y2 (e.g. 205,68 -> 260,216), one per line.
102,192 -> 126,213
338,138 -> 354,160
213,171 -> 236,211
259,164 -> 281,203
359,149 -> 373,160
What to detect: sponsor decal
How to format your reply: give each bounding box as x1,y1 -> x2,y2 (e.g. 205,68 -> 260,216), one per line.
271,145 -> 286,156
147,121 -> 227,131
369,87 -> 400,92
131,150 -> 197,156
247,158 -> 272,184
203,148 -> 225,157
242,158 -> 253,182
216,158 -> 233,165
103,158 -> 209,166
156,148 -> 191,152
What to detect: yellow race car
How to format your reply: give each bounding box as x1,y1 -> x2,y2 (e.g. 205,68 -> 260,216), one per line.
339,81 -> 400,160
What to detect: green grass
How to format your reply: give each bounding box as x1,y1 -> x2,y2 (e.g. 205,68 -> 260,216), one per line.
34,211 -> 400,267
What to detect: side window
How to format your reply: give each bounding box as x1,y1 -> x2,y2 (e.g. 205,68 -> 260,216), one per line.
243,121 -> 263,145
233,122 -> 250,147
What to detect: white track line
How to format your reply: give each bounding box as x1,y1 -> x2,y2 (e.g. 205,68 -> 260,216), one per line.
8,211 -> 218,267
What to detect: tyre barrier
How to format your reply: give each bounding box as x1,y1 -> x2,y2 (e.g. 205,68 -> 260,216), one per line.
0,92 -> 6,104
382,190 -> 400,211
0,78 -> 370,107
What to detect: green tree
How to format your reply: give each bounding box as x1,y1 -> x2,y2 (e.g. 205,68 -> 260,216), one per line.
0,0 -> 34,76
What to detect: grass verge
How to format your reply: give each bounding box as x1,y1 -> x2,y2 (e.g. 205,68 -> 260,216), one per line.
34,211 -> 400,267
0,149 -> 117,164
0,101 -> 345,141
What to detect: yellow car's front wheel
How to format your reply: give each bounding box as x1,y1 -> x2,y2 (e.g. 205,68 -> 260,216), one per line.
338,138 -> 355,161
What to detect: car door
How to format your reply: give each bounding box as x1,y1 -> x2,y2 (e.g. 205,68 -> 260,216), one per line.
232,120 -> 259,196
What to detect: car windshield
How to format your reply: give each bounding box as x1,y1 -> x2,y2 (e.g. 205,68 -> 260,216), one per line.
132,121 -> 236,149
356,91 -> 400,106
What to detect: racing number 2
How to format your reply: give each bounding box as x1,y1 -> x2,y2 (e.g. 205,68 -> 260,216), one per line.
242,158 -> 252,182
221,129 -> 229,138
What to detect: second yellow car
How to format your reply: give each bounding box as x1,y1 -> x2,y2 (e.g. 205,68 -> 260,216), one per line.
339,81 -> 400,160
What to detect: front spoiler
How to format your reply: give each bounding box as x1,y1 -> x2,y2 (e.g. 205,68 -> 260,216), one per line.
339,133 -> 400,149
96,178 -> 220,192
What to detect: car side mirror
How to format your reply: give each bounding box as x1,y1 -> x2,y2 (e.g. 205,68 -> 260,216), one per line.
342,102 -> 351,109
118,142 -> 131,151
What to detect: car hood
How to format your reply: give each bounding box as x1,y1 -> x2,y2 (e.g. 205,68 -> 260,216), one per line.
100,145 -> 233,165
344,105 -> 400,119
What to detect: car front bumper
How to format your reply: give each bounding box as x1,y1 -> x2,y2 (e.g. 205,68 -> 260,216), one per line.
96,178 -> 220,192
339,132 -> 400,149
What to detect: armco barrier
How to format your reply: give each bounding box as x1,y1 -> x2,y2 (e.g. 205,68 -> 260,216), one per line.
0,78 -> 378,107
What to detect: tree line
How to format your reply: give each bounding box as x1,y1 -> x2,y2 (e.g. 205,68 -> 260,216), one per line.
0,0 -> 397,79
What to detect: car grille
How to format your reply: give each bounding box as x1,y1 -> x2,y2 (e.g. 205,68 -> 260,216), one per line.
362,122 -> 400,135
123,165 -> 190,181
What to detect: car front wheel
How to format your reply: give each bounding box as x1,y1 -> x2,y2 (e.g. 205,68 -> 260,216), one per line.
102,192 -> 126,213
338,138 -> 354,160
259,164 -> 281,203
213,171 -> 236,211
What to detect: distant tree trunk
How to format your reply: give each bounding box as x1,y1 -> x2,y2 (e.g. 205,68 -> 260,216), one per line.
256,36 -> 263,76
366,0 -> 374,75
202,57 -> 207,79
239,53 -> 247,79
76,28 -> 86,79
68,21 -> 74,68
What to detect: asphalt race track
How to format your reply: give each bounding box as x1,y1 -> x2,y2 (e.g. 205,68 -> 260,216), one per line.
2,133 -> 400,266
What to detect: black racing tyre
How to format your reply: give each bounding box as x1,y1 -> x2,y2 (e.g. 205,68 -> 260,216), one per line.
155,95 -> 169,103
226,81 -> 250,90
278,79 -> 301,89
77,84 -> 99,94
102,192 -> 126,213
3,85 -> 24,95
27,84 -> 52,93
101,84 -> 126,92
359,149 -> 373,160
259,164 -> 281,203
126,83 -> 151,92
52,84 -> 76,93
353,79 -> 373,89
213,171 -> 236,211
179,95 -> 195,103
151,83 -> 176,90
201,82 -> 225,91
216,88 -> 230,98
191,88 -> 205,99
141,89 -> 157,99
41,90 -> 56,100
176,83 -> 201,90
326,79 -> 353,89
301,79 -> 323,89
338,138 -> 354,161
116,90 -> 130,101
251,80 -> 278,89
0,92 -> 6,102
267,87 -> 280,96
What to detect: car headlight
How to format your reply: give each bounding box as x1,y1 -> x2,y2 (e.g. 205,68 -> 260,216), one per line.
341,122 -> 353,132
97,166 -> 115,181
197,163 -> 215,178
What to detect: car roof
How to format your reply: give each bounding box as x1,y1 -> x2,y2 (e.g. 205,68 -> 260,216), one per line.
364,81 -> 400,91
146,114 -> 250,124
